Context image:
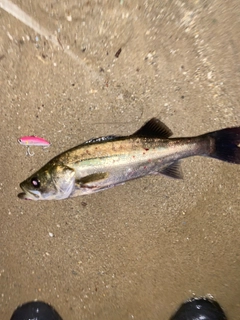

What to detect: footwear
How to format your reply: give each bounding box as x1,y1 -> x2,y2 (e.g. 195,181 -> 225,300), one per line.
170,297 -> 227,320
10,301 -> 63,320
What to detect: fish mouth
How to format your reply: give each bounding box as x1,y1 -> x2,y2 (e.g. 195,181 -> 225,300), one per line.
18,192 -> 34,200
18,184 -> 40,200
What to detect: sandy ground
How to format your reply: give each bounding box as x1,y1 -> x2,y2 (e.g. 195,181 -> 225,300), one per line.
0,0 -> 240,319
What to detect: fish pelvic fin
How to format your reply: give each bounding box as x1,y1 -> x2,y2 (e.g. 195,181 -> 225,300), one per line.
206,127 -> 240,164
132,118 -> 173,139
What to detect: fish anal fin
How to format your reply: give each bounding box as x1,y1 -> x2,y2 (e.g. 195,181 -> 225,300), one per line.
159,161 -> 183,179
77,172 -> 109,187
132,118 -> 173,139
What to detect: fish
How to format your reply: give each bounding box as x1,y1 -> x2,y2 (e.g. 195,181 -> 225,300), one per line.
18,118 -> 240,201
18,136 -> 51,156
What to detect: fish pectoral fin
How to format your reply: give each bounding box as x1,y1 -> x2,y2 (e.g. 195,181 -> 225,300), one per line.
158,161 -> 183,179
76,172 -> 109,188
132,118 -> 173,139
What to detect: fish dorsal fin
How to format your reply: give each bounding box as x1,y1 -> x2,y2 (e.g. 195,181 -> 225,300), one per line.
82,135 -> 118,145
159,161 -> 183,179
132,118 -> 173,138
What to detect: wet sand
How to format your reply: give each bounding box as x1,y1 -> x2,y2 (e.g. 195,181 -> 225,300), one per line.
0,0 -> 240,319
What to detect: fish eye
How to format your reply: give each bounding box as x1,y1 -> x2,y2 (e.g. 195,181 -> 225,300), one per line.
31,177 -> 41,188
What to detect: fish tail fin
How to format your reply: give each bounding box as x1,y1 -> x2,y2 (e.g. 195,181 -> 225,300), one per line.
207,127 -> 240,164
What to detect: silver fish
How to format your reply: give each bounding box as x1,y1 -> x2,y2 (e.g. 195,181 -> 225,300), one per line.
18,118 -> 240,201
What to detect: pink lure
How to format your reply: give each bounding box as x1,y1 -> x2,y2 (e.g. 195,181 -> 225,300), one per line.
18,136 -> 50,156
